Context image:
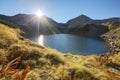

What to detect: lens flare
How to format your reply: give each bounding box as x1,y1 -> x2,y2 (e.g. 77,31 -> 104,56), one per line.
35,10 -> 44,18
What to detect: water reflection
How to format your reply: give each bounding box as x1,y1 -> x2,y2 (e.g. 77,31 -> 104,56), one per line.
38,35 -> 44,46
36,34 -> 109,54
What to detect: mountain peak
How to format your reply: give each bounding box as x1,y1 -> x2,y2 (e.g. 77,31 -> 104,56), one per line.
67,14 -> 92,27
76,14 -> 91,20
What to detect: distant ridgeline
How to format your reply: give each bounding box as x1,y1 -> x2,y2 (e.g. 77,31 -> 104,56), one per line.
0,14 -> 120,38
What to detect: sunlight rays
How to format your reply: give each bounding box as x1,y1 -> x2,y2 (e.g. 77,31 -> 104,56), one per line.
35,10 -> 44,18
17,10 -> 60,38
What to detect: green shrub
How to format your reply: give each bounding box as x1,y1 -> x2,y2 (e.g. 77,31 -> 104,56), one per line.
37,58 -> 50,67
45,53 -> 64,65
0,19 -> 17,28
21,59 -> 36,68
67,68 -> 99,80
75,69 -> 99,80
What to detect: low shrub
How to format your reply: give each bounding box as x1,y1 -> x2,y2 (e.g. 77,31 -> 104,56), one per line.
45,53 -> 64,65
0,49 -> 6,64
21,60 -> 36,68
37,58 -> 50,67
7,44 -> 42,61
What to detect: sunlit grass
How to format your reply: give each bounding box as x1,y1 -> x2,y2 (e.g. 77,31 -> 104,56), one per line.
0,23 -> 19,41
0,22 -> 120,80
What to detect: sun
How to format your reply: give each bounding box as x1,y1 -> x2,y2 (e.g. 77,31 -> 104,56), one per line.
35,10 -> 44,18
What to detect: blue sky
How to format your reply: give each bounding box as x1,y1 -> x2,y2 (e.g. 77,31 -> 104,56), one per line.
0,0 -> 120,22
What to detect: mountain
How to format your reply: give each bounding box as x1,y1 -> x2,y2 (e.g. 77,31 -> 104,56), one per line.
66,15 -> 120,36
67,15 -> 120,29
0,14 -> 63,38
0,14 -> 120,38
67,14 -> 93,28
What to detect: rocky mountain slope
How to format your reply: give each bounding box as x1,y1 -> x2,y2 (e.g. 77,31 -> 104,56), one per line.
0,17 -> 120,80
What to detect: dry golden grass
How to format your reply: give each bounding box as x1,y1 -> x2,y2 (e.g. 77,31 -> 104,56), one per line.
0,23 -> 19,41
0,22 -> 120,80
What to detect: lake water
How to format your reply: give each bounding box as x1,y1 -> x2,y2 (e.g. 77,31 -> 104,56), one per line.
32,34 -> 109,55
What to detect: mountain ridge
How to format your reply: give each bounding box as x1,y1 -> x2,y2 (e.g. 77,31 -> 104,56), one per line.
0,14 -> 120,38
67,14 -> 120,28
1,14 -> 120,25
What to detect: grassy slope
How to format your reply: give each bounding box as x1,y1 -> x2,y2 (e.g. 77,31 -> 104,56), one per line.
0,23 -> 120,80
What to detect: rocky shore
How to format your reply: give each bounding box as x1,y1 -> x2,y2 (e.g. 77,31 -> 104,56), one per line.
102,27 -> 120,53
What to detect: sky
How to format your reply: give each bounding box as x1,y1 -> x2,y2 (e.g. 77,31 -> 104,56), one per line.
0,0 -> 120,23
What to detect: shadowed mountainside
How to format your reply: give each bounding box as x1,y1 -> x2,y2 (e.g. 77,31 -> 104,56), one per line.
67,24 -> 109,36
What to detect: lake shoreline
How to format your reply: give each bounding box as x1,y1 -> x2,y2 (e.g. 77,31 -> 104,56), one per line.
31,34 -> 109,55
